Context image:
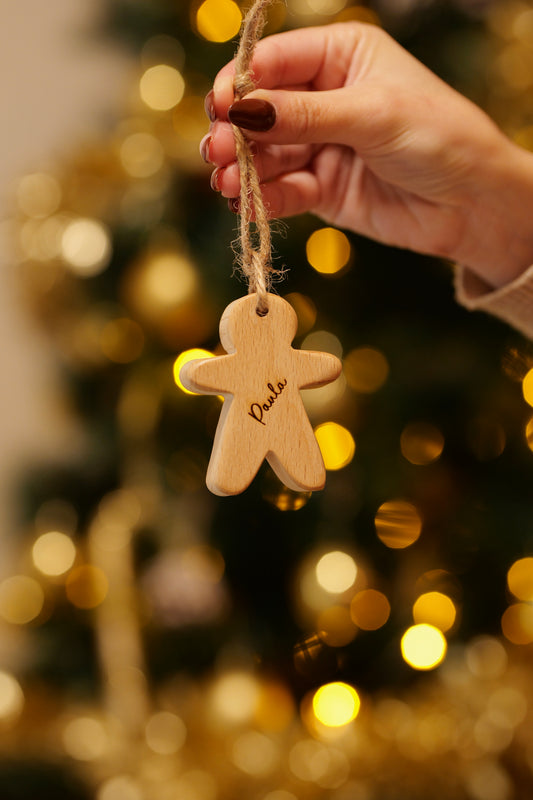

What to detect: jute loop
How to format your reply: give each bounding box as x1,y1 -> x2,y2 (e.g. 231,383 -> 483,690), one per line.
232,0 -> 278,317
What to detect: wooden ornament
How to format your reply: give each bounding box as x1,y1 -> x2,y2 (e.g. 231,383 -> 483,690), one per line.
180,293 -> 342,496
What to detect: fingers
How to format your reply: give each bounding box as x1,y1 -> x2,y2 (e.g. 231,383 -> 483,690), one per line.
213,23 -> 363,98
231,171 -> 322,220
213,142 -> 317,198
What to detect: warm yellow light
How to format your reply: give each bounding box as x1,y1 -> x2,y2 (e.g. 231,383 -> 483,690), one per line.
307,0 -> 348,14
210,671 -> 259,724
97,775 -> 143,800
32,531 -> 76,576
173,96 -> 209,142
232,731 -> 278,777
401,624 -> 447,670
173,348 -> 215,394
466,636 -> 507,679
315,550 -> 357,593
196,0 -> 243,43
301,330 -> 343,360
350,589 -> 390,630
317,605 -> 357,647
285,293 -> 317,336
344,347 -> 389,393
0,672 -> 24,722
306,227 -> 352,275
507,557 -> 533,601
65,565 -> 108,609
62,716 -> 108,761
312,681 -> 360,727
145,711 -> 187,755
314,422 -> 355,470
335,5 -> 381,24
141,252 -> 198,308
61,218 -> 111,276
526,417 -> 533,451
0,576 -> 44,624
100,318 -> 145,364
374,499 -> 422,549
119,132 -> 165,177
501,603 -> 533,644
523,369 -> 533,407
17,172 -> 61,218
413,592 -> 456,632
400,421 -> 444,465
139,64 -> 185,111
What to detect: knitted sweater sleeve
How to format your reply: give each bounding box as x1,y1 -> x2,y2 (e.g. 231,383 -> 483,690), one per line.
455,264 -> 533,339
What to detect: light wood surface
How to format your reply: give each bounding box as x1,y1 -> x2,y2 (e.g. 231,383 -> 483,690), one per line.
180,293 -> 342,496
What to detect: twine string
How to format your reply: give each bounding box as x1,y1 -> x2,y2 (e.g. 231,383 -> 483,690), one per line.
232,0 -> 277,316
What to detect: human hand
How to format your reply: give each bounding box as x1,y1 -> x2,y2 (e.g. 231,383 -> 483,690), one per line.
202,22 -> 533,289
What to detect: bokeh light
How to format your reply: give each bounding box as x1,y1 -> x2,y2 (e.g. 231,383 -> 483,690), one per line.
501,603 -> 533,644
0,576 -> 44,624
413,592 -> 456,632
32,531 -> 76,577
401,624 -> 447,670
316,550 -> 357,593
508,557 -> 533,601
210,671 -> 259,725
374,499 -> 422,549
0,672 -> 24,723
62,716 -> 108,761
301,330 -> 343,360
100,317 -> 145,364
139,64 -> 185,111
195,0 -> 243,42
526,416 -> 533,451
344,347 -> 389,393
285,293 -> 317,336
317,605 -> 358,647
306,227 -> 352,275
119,132 -> 165,177
522,368 -> 533,406
350,589 -> 390,630
400,421 -> 445,465
145,711 -> 187,755
173,348 -> 215,394
232,731 -> 278,777
61,218 -> 111,277
314,422 -> 355,470
312,682 -> 361,727
65,565 -> 108,609
466,636 -> 508,680
17,172 -> 61,218
97,776 -> 143,800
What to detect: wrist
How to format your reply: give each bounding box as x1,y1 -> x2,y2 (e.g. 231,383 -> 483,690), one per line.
454,137 -> 533,289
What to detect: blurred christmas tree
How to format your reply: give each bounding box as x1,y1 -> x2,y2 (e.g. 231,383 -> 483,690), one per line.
3,1 -> 533,798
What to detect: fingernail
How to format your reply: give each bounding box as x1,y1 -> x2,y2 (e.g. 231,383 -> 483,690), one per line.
229,198 -> 240,214
228,99 -> 276,132
204,90 -> 216,122
199,133 -> 212,163
210,168 -> 221,191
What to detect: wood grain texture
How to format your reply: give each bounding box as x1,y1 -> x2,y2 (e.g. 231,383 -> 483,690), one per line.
180,293 -> 342,496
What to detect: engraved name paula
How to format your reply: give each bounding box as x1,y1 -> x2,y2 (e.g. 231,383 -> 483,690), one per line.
248,379 -> 288,426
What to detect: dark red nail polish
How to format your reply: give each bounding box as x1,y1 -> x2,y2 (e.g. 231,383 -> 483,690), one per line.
228,99 -> 276,132
229,198 -> 240,214
200,134 -> 212,163
204,90 -> 216,122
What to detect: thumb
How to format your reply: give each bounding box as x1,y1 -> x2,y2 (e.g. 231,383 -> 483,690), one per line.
228,86 -> 389,150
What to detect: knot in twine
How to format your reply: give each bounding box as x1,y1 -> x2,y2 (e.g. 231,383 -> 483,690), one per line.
233,0 -> 279,316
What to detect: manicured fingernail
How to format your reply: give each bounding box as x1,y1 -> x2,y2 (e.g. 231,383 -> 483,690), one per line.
228,99 -> 276,132
229,198 -> 240,214
199,133 -> 212,163
210,168 -> 222,191
204,90 -> 216,122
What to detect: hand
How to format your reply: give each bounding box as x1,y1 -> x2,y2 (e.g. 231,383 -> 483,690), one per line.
202,22 -> 533,289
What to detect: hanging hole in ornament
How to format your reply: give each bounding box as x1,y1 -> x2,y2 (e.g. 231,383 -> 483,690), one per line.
256,304 -> 269,318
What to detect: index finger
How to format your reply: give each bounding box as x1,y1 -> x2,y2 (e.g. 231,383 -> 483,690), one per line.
212,22 -> 365,110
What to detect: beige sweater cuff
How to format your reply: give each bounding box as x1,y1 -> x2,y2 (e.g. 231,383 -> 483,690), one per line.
455,264 -> 533,339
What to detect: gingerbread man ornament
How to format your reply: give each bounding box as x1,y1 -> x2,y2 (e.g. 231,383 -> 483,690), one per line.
180,293 -> 342,496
